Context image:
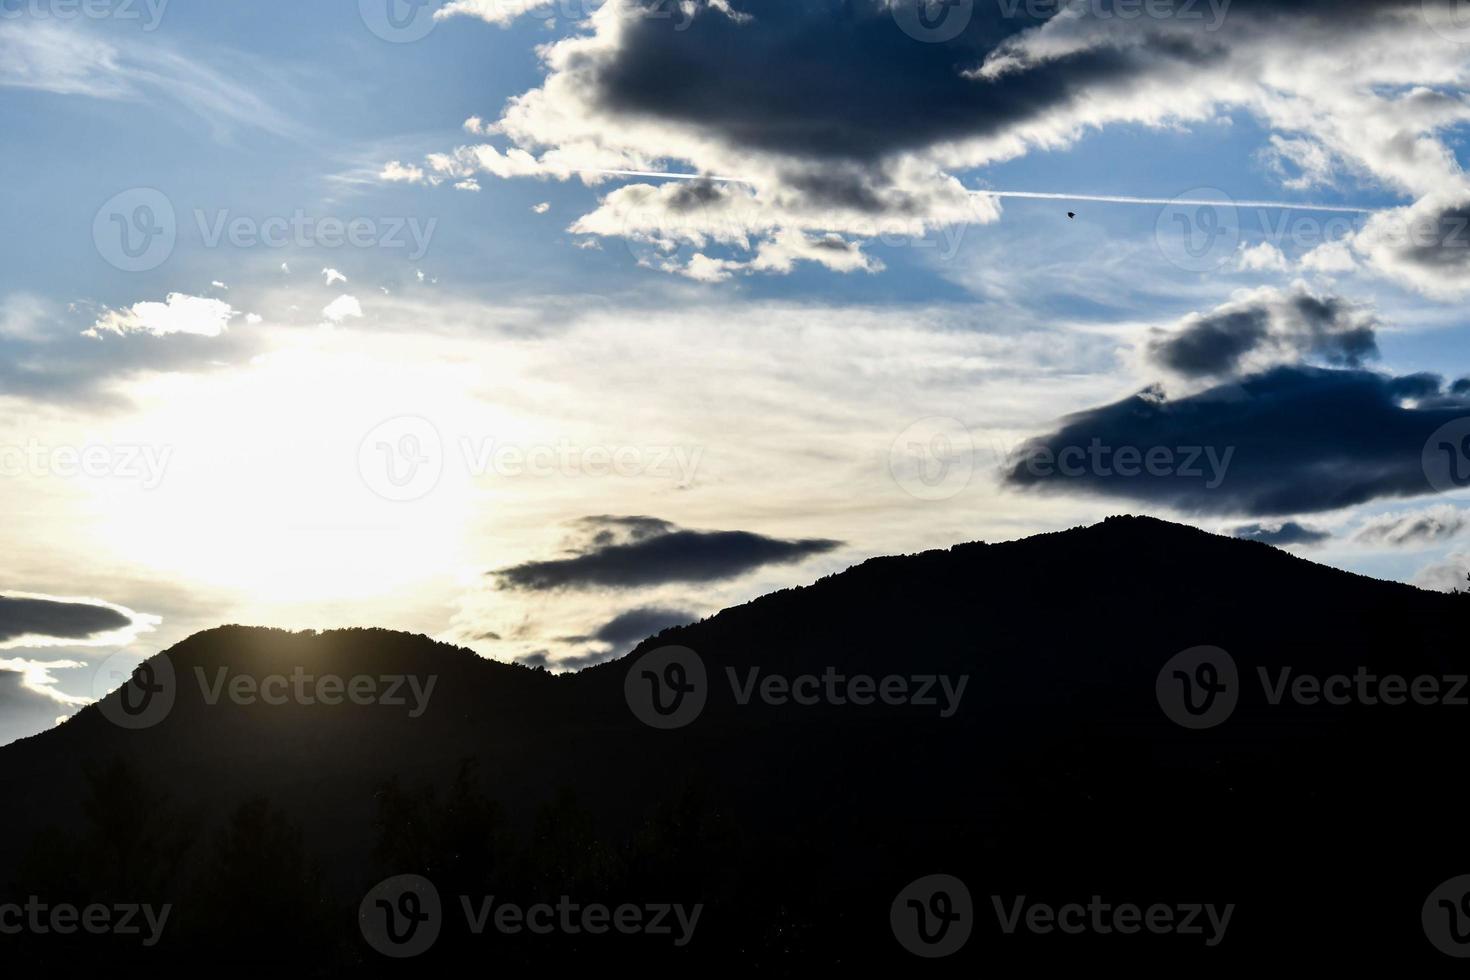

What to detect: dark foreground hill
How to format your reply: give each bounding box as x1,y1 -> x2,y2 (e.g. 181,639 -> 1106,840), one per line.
4,516 -> 1470,972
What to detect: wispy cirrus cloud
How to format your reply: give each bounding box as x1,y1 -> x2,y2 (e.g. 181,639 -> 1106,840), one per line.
0,20 -> 295,137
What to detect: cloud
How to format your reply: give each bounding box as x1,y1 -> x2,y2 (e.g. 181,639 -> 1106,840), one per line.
408,1 -> 1470,284
1231,521 -> 1330,547
0,20 -> 294,138
1236,242 -> 1289,273
578,605 -> 697,649
0,592 -> 159,649
435,0 -> 540,27
1301,240 -> 1358,275
1413,551 -> 1470,593
88,293 -> 236,338
519,649 -> 611,672
492,515 -> 841,590
0,659 -> 89,746
380,160 -> 426,184
1260,134 -> 1338,192
0,294 -> 253,408
322,268 -> 348,286
1350,192 -> 1470,299
322,294 -> 364,323
1145,286 -> 1378,380
1354,504 -> 1470,548
1004,365 -> 1470,517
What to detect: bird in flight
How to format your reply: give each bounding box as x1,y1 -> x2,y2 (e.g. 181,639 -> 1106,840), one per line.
1067,212 -> 1076,219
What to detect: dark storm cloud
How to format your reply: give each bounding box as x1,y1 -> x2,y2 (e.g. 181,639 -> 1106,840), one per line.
1004,366 -> 1470,516
493,516 -> 841,590
586,1 -> 1420,164
577,515 -> 678,546
520,649 -> 618,671
1149,308 -> 1269,377
1231,521 -> 1330,547
593,1 -> 1158,161
583,606 -> 697,648
1147,290 -> 1378,379
0,595 -> 133,644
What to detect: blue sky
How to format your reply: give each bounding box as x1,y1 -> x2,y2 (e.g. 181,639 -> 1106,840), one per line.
5,0 -> 1470,743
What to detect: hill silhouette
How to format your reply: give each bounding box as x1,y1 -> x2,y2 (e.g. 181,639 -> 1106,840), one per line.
3,515 -> 1469,971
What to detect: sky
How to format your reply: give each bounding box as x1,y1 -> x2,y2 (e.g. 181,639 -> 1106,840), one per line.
5,0 -> 1470,744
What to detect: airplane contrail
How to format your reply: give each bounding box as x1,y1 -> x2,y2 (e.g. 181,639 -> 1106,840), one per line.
572,167 -> 749,183
972,190 -> 1376,213
570,168 -> 1380,213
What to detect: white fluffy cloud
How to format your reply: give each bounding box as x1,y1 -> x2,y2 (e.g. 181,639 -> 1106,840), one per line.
1414,550 -> 1470,592
322,294 -> 364,323
89,292 -> 236,338
435,0 -> 541,27
380,160 -> 426,184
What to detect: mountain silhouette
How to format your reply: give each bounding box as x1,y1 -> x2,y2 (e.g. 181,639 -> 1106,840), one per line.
4,515 -> 1469,971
